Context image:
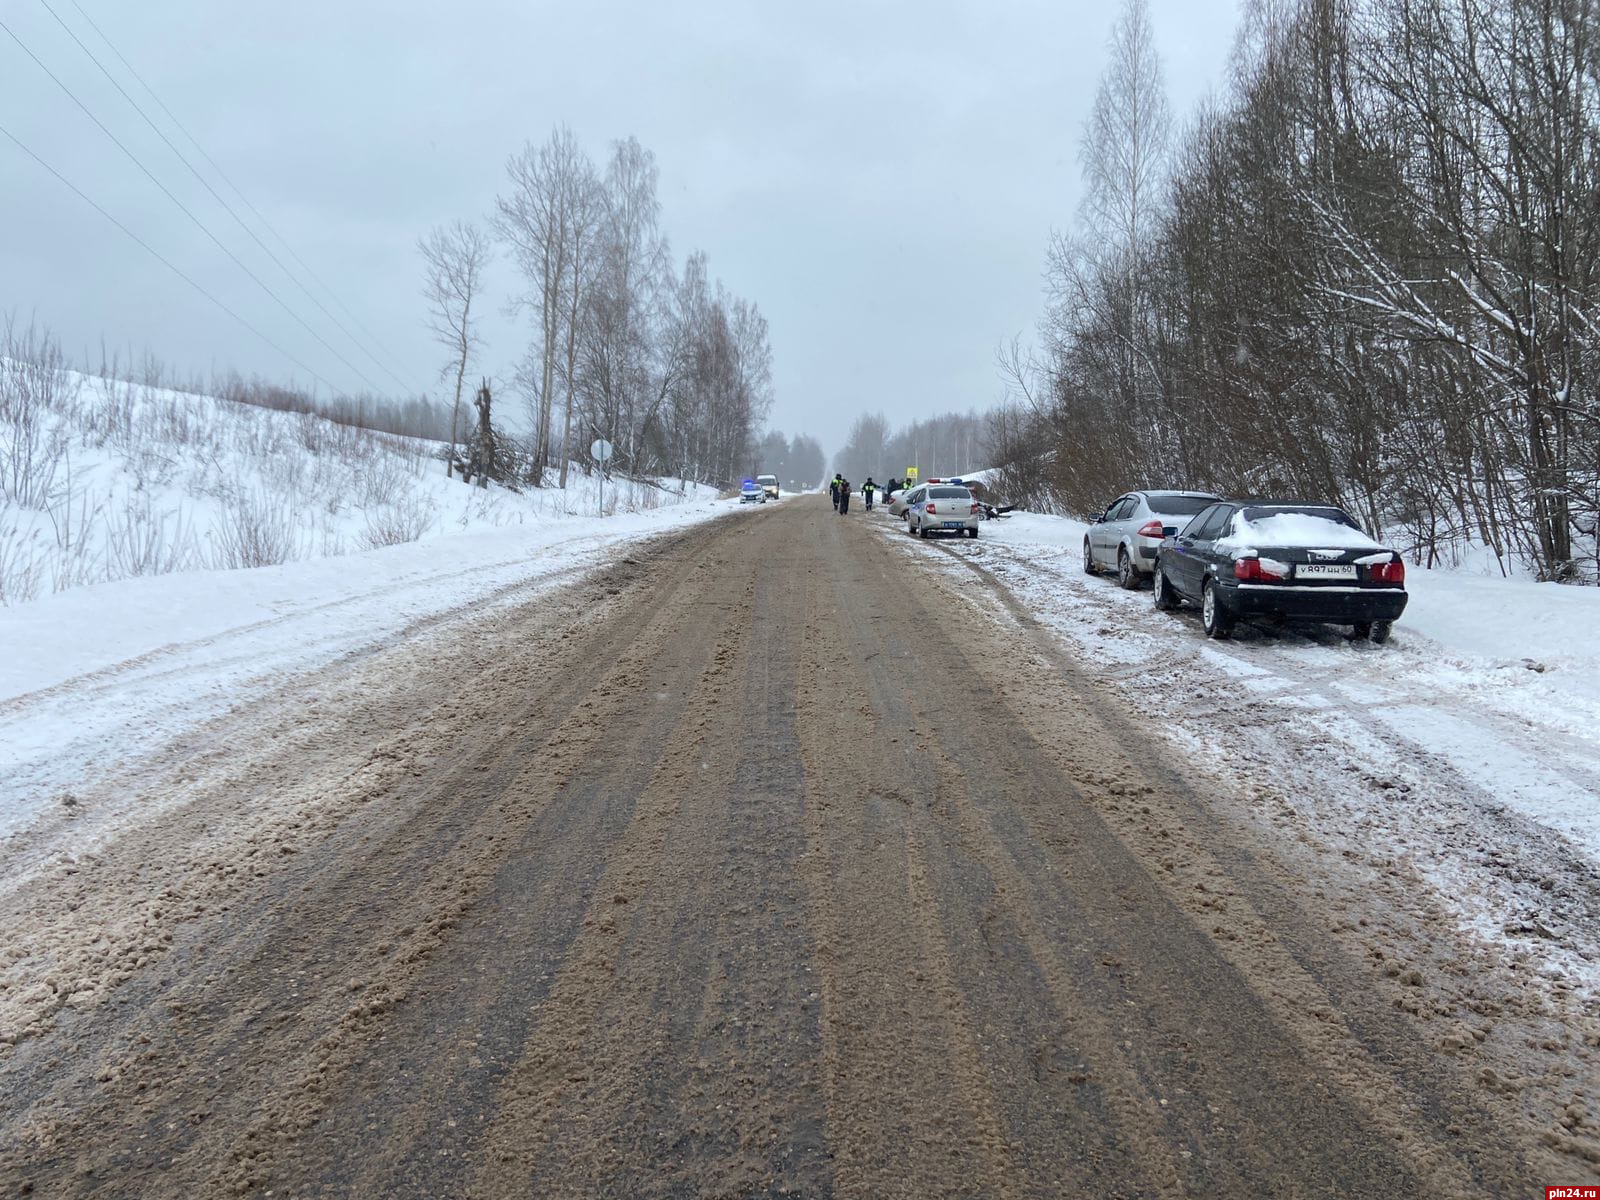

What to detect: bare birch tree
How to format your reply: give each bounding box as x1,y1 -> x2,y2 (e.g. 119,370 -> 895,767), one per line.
1080,0 -> 1173,266
418,221 -> 490,477
495,126 -> 598,483
1042,0 -> 1174,485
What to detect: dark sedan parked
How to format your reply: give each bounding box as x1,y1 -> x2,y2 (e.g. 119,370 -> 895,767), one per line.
1152,501 -> 1408,642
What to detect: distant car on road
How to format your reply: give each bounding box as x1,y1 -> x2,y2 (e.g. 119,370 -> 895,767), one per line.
907,484 -> 980,539
1153,501 -> 1408,642
756,474 -> 779,499
1084,490 -> 1220,589
739,481 -> 766,504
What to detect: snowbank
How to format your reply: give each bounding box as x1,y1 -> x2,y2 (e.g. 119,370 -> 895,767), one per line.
0,495 -> 742,846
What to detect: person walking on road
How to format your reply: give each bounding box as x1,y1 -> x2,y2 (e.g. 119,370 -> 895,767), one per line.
837,478 -> 851,515
862,477 -> 878,511
829,473 -> 842,511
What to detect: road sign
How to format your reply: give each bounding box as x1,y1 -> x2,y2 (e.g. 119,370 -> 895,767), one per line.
592,439 -> 614,515
906,466 -> 919,482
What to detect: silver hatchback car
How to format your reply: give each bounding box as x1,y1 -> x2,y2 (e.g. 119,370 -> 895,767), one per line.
908,484 -> 980,538
1085,490 -> 1219,588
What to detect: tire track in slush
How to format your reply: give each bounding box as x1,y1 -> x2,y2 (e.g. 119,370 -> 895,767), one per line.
463,541 -> 829,1198
247,539 -> 764,1197
794,518 -> 1032,1199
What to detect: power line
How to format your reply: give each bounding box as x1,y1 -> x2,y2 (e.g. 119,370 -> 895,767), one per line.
42,0 -> 417,396
0,15 -> 385,395
0,118 -> 341,393
65,0 -> 415,380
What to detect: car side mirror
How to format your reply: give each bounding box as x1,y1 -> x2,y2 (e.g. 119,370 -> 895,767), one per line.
1089,511 -> 1104,524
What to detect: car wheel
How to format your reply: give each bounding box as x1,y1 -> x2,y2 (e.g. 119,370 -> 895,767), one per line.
967,527 -> 978,539
1201,579 -> 1234,639
1083,538 -> 1097,575
918,519 -> 929,539
1370,620 -> 1393,645
1153,563 -> 1178,611
1117,548 -> 1140,590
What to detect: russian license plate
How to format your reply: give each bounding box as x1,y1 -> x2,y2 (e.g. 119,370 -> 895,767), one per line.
944,521 -> 966,529
1296,563 -> 1356,580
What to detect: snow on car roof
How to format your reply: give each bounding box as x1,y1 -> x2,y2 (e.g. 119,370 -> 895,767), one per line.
1221,509 -> 1385,550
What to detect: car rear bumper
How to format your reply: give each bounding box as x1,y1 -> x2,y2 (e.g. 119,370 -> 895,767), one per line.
1223,583 -> 1408,623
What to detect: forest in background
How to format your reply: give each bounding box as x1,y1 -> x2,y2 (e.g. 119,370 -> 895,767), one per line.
830,410 -> 994,488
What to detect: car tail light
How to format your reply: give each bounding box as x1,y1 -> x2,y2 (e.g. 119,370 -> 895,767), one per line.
1369,557 -> 1405,585
926,503 -> 936,514
1234,557 -> 1285,582
970,503 -> 980,514
1137,519 -> 1165,539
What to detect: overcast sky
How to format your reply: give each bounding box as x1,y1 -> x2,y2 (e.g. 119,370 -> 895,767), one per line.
1,1 -> 1240,451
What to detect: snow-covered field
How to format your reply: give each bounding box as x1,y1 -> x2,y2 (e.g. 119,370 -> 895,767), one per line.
0,362 -> 702,603
872,509 -> 1600,1002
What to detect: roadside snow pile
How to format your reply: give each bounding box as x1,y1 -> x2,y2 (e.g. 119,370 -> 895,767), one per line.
0,359 -> 713,605
886,509 -> 1600,995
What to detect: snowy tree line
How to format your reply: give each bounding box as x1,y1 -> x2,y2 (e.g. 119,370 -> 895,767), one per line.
830,410 -> 994,487
423,128 -> 775,491
1006,0 -> 1600,581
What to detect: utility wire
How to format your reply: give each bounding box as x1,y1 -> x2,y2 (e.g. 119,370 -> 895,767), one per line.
65,0 -> 413,378
0,15 -> 384,395
42,0 -> 416,395
0,118 -> 341,392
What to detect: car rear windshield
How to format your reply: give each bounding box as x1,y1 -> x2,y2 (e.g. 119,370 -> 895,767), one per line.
929,487 -> 971,499
1146,495 -> 1213,516
1241,505 -> 1358,528
1232,506 -> 1383,550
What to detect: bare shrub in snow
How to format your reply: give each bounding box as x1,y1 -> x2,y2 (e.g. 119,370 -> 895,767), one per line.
0,320 -> 76,509
212,493 -> 297,569
355,458 -> 411,508
361,496 -> 434,548
0,523 -> 45,604
105,497 -> 202,579
46,488 -> 104,594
